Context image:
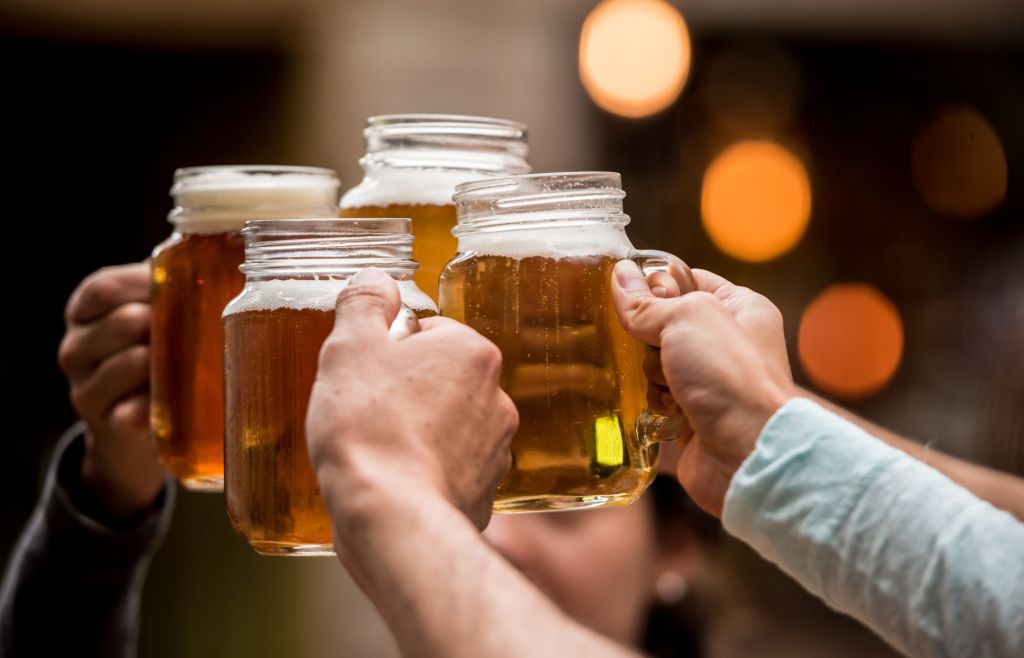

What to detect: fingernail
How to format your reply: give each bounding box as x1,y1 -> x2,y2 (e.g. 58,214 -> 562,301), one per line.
614,261 -> 648,292
651,286 -> 669,298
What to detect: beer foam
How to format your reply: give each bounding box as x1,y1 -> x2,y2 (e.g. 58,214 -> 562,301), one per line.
455,223 -> 631,260
224,278 -> 436,316
172,170 -> 341,232
340,168 -> 493,208
175,172 -> 339,208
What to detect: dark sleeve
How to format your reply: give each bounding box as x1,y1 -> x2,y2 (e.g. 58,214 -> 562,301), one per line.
0,424 -> 176,658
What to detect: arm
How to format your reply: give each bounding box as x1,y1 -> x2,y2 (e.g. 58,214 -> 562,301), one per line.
799,386 -> 1024,521
723,398 -> 1024,658
0,425 -> 174,657
610,261 -> 1024,658
2,263 -> 172,656
336,471 -> 634,658
307,269 -> 636,658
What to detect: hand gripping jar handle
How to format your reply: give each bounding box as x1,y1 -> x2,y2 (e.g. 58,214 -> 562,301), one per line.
628,249 -> 691,447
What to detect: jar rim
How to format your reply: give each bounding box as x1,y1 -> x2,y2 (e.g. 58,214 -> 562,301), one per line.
239,217 -> 417,278
173,165 -> 337,181
453,171 -> 622,201
366,114 -> 527,138
452,172 -> 628,235
241,217 -> 411,236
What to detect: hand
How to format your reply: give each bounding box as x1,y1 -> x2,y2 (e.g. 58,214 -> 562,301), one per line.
306,268 -> 519,547
57,263 -> 166,519
611,261 -> 795,516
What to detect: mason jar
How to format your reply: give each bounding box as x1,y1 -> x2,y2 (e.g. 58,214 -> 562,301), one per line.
340,114 -> 530,300
440,172 -> 683,513
151,165 -> 340,491
223,217 -> 436,556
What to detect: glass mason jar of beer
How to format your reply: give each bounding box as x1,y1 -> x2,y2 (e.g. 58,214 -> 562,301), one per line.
223,218 -> 437,556
439,172 -> 683,513
340,114 -> 530,301
151,166 -> 341,491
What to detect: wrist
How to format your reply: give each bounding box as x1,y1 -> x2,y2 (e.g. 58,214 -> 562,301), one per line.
80,437 -> 165,520
316,449 -> 454,544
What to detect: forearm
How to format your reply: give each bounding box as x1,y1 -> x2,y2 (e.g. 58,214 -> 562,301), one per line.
0,425 -> 174,657
798,387 -> 1024,521
331,477 -> 635,658
723,398 -> 1024,658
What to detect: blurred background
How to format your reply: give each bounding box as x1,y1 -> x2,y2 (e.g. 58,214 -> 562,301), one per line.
1,0 -> 1021,656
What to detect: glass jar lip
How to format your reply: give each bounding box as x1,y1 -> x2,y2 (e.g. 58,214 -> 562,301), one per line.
239,217 -> 417,278
453,171 -> 622,200
241,217 -> 411,236
366,114 -> 527,139
452,172 -> 628,235
173,164 -> 337,180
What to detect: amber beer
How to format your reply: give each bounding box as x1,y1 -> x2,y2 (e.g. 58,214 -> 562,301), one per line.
340,114 -> 530,300
442,249 -> 655,511
440,172 -> 680,512
223,219 -> 435,555
341,200 -> 458,301
151,166 -> 340,490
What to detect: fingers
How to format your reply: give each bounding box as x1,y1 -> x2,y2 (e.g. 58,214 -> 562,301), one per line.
107,392 -> 151,438
66,263 -> 150,325
643,349 -> 668,386
663,257 -> 698,297
323,268 -> 401,363
646,384 -> 681,416
59,302 -> 151,380
690,268 -> 736,295
71,345 -> 150,420
647,271 -> 680,299
415,315 -> 465,332
611,260 -> 679,346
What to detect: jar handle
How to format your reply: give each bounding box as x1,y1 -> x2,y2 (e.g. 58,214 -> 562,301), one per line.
388,304 -> 421,340
627,249 -> 691,447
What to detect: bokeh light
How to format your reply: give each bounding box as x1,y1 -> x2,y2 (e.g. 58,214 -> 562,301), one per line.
798,283 -> 904,400
701,140 -> 811,262
912,103 -> 1008,220
579,0 -> 691,119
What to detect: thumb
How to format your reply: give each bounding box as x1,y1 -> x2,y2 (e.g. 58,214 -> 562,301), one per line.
333,267 -> 401,342
611,260 -> 676,347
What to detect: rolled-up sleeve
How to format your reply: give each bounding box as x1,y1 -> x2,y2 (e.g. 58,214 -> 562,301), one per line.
0,424 -> 175,657
722,397 -> 1024,658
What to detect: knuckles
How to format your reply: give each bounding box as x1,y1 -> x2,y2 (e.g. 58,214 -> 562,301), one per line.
70,269 -> 122,319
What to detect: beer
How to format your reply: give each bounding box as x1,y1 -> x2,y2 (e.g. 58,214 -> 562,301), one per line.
340,114 -> 530,300
440,172 -> 682,512
341,186 -> 460,302
151,166 -> 340,491
223,219 -> 435,555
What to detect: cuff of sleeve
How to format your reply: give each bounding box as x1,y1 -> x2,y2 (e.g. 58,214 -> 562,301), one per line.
720,397 -> 902,567
40,423 -> 176,569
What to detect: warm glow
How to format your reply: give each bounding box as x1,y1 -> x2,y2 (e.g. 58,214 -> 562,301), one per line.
912,104 -> 1008,220
579,0 -> 691,119
798,284 -> 904,400
701,140 -> 811,262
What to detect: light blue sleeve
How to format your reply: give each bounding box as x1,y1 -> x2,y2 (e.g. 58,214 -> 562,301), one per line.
722,397 -> 1024,658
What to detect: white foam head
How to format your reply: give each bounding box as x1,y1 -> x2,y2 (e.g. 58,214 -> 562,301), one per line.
455,223 -> 631,260
170,166 -> 341,233
340,168 -> 493,208
224,278 -> 436,316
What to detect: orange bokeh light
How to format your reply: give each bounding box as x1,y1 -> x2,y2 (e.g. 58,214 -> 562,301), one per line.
912,104 -> 1008,220
701,140 -> 811,262
579,0 -> 691,119
798,283 -> 904,400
